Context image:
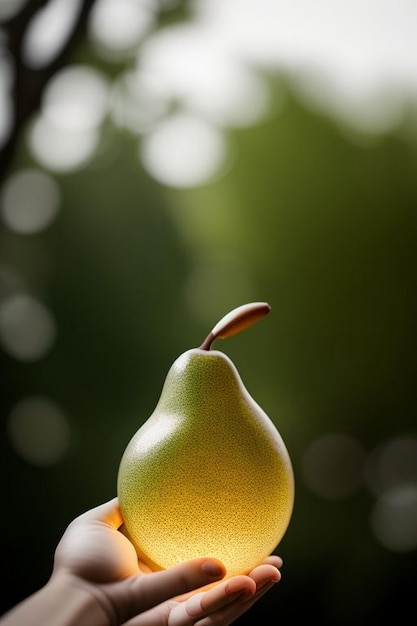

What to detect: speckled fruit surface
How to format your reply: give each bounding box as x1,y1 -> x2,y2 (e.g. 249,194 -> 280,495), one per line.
117,349 -> 294,578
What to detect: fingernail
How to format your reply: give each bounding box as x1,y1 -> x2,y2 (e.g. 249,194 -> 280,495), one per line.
201,560 -> 224,578
268,555 -> 283,568
258,579 -> 279,594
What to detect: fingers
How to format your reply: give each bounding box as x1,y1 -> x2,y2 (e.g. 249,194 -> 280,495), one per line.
261,554 -> 283,569
128,558 -> 226,615
220,563 -> 280,621
200,564 -> 281,625
168,578 -> 254,626
247,562 -> 281,587
167,564 -> 281,626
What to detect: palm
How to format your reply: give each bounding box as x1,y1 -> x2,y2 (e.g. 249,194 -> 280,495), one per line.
54,498 -> 141,583
53,498 -> 282,626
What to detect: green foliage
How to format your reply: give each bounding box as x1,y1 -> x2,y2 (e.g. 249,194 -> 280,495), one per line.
1,70 -> 416,626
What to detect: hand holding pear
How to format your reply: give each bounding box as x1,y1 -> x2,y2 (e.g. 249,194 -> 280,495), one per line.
117,302 -> 294,577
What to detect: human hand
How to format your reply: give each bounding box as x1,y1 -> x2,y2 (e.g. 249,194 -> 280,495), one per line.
53,498 -> 282,626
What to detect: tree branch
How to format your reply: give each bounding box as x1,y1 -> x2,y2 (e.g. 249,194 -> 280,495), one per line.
0,0 -> 97,181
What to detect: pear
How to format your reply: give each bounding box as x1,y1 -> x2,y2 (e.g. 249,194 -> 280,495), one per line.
117,302 -> 294,578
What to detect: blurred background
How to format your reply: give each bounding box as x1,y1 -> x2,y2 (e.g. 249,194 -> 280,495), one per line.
1,1 -> 416,623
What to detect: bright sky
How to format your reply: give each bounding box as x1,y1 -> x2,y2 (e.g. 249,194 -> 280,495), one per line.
196,0 -> 417,89
1,0 -> 417,180
194,0 -> 417,128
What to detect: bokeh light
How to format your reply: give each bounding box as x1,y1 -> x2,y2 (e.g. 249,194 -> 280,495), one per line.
89,0 -> 156,60
28,65 -> 110,171
22,0 -> 83,69
0,293 -> 57,361
303,434 -> 417,551
140,112 -> 227,188
370,486 -> 417,552
0,50 -> 13,150
29,117 -> 100,172
140,23 -> 271,127
195,0 -> 417,135
7,396 -> 72,467
110,69 -> 169,134
1,1 -> 417,623
41,64 -> 110,131
301,433 -> 366,499
0,168 -> 60,234
364,436 -> 417,497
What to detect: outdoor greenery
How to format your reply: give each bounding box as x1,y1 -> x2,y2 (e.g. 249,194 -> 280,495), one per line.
1,2 -> 416,624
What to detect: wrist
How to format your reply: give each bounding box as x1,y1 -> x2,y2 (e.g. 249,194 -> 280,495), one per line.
46,570 -> 117,626
0,570 -> 115,626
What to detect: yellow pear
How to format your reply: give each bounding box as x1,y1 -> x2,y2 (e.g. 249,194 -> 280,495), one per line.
117,302 -> 294,578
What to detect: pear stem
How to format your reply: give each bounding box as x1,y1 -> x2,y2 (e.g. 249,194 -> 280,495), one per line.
200,331 -> 216,351
199,302 -> 271,351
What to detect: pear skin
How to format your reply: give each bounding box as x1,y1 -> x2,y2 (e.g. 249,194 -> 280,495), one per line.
117,304 -> 294,578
